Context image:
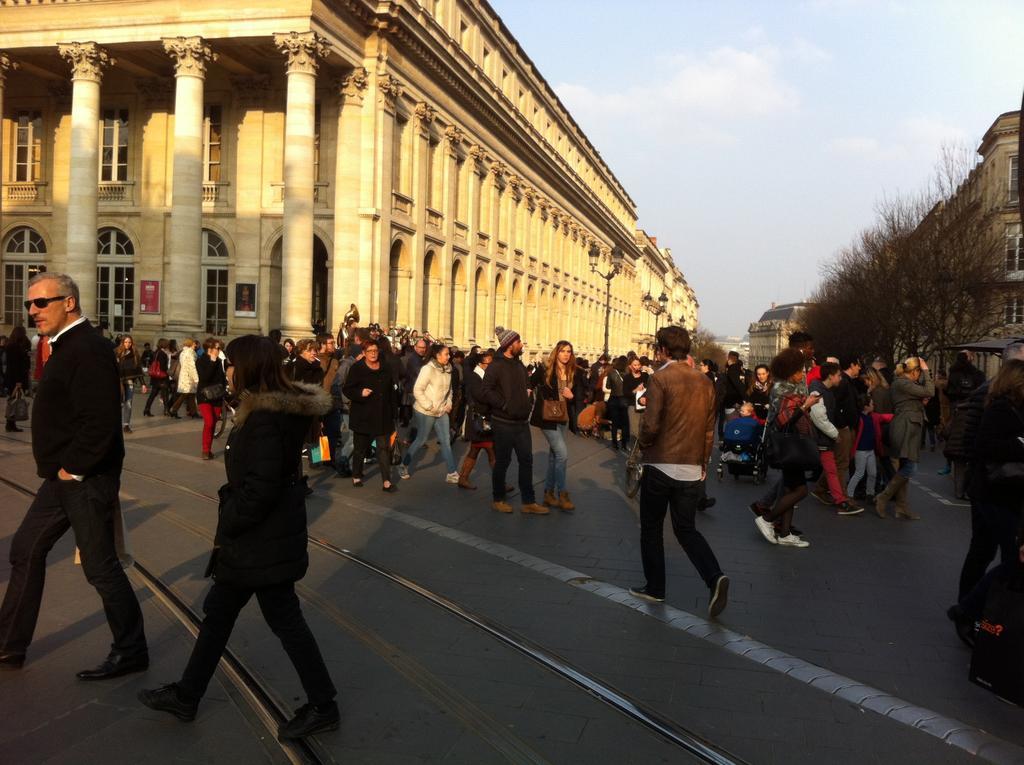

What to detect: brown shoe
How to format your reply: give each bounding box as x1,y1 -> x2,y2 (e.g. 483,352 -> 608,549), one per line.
492,500 -> 513,513
521,502 -> 549,515
457,456 -> 477,490
458,477 -> 477,490
202,452 -> 213,461
559,491 -> 575,511
543,490 -> 559,507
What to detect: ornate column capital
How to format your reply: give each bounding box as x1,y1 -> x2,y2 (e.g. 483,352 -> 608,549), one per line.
57,42 -> 115,83
338,67 -> 368,103
444,126 -> 465,158
414,101 -> 436,135
274,31 -> 330,76
0,52 -> 19,85
376,73 -> 403,109
162,36 -> 216,78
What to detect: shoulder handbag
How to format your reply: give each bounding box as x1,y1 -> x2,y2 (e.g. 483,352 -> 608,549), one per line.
765,402 -> 820,471
5,389 -> 29,422
147,356 -> 167,379
541,396 -> 568,423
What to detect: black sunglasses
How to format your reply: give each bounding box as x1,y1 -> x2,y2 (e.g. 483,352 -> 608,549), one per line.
25,295 -> 67,311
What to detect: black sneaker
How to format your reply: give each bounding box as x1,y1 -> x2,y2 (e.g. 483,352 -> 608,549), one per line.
698,497 -> 717,511
278,701 -> 340,740
138,683 -> 199,721
628,586 -> 665,603
709,575 -> 729,618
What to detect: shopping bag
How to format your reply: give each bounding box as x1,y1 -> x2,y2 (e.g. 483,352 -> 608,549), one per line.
969,575 -> 1024,706
5,390 -> 29,422
310,435 -> 331,465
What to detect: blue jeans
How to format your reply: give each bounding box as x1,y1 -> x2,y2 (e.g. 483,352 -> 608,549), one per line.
542,423 -> 568,493
121,384 -> 134,427
404,410 -> 456,473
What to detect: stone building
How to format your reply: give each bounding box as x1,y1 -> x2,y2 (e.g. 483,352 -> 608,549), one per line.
0,0 -> 696,359
631,230 -> 698,355
747,301 -> 809,367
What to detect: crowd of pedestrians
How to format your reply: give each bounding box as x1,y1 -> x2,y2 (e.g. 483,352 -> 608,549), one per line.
2,272 -> 1023,724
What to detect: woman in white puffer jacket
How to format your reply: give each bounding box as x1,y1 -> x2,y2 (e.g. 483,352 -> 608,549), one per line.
168,338 -> 200,418
399,343 -> 459,482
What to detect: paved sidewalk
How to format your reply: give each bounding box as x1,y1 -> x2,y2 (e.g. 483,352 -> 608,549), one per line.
1,417 -> 1022,764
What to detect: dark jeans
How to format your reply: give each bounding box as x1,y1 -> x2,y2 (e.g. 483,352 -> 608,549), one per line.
144,379 -> 169,413
491,419 -> 535,503
179,580 -> 335,704
958,498 -> 1022,599
0,475 -> 146,657
638,467 -> 723,598
323,408 -> 342,466
607,397 -> 630,448
352,431 -> 392,485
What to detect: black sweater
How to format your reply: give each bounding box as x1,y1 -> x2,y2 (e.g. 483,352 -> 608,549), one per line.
480,354 -> 532,423
32,320 -> 124,479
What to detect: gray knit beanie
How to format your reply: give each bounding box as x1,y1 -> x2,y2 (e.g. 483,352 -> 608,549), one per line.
496,326 -> 521,352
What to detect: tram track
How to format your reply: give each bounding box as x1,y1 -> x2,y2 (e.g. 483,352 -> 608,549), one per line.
0,440 -> 743,764
0,474 -> 329,765
117,465 -> 743,765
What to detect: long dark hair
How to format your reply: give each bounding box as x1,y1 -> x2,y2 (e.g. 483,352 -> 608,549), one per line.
987,359 -> 1024,410
8,325 -> 30,353
226,335 -> 306,396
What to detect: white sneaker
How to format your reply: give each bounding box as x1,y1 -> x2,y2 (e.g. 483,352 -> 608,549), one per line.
445,471 -> 460,484
397,465 -> 410,480
754,515 -> 778,545
777,533 -> 810,548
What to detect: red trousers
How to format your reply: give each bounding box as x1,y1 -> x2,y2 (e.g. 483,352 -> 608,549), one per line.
818,449 -> 847,504
199,403 -> 221,455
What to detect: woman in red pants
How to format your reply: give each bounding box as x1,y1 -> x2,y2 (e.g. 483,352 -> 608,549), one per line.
196,337 -> 227,459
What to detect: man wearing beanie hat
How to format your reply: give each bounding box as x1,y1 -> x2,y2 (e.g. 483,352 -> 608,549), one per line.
481,327 -> 548,514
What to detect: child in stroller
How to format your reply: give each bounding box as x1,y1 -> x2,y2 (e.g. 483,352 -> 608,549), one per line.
717,402 -> 766,482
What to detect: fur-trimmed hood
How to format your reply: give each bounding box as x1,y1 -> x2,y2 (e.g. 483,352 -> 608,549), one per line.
233,383 -> 332,427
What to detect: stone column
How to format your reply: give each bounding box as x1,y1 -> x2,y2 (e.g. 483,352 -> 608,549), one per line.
275,31 -> 329,338
163,36 -> 215,333
57,42 -> 113,319
332,67 -> 368,328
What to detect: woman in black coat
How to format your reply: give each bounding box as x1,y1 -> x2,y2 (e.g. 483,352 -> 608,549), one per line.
956,359 -> 1024,600
139,335 -> 338,740
342,337 -> 399,490
195,338 -> 228,460
4,326 -> 31,432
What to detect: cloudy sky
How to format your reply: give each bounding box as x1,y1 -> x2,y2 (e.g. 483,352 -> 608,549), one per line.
489,0 -> 1024,336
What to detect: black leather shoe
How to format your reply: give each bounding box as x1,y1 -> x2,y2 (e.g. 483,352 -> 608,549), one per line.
278,701 -> 340,740
628,586 -> 665,603
77,652 -> 149,681
0,651 -> 26,670
138,683 -> 198,721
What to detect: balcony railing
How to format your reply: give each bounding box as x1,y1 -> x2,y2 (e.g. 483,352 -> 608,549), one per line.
203,182 -> 230,204
98,181 -> 134,204
3,181 -> 46,202
271,182 -> 329,206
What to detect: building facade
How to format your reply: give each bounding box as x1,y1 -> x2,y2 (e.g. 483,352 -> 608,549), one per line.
0,0 -> 696,359
747,302 -> 809,367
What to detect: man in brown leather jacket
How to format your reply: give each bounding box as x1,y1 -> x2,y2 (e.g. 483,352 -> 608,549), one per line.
629,326 -> 729,617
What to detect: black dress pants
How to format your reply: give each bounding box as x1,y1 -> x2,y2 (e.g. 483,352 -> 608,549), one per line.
179,580 -> 335,705
351,431 -> 392,485
0,475 -> 146,657
958,497 -> 1022,599
639,467 -> 723,598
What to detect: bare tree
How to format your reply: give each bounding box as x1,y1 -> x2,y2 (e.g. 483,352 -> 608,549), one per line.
690,325 -> 727,368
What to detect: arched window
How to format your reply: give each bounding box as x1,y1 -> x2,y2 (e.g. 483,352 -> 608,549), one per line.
97,227 -> 134,257
202,229 -> 229,335
2,226 -> 47,326
95,227 -> 135,333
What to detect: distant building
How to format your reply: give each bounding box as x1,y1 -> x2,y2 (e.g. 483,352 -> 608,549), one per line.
716,334 -> 750,361
748,302 -> 809,367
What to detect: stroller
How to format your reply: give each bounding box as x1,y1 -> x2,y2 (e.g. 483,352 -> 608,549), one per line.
716,415 -> 767,483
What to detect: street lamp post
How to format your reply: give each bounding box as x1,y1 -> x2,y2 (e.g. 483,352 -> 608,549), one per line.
656,291 -> 668,332
589,243 -> 623,359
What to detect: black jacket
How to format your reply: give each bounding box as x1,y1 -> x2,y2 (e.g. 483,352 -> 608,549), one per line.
343,359 -> 398,436
480,353 -> 532,423
528,365 -> 565,431
196,354 -> 228,405
971,395 -> 1024,508
947,365 -> 986,404
946,381 -> 989,461
290,356 -> 324,386
722,363 -> 747,408
834,374 -> 861,430
4,342 -> 31,389
213,384 -> 331,588
32,320 -> 124,479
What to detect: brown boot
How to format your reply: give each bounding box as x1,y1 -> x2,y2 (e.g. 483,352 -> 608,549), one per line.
543,489 -> 558,507
559,491 -> 575,511
492,500 -> 513,513
521,502 -> 550,515
894,479 -> 919,520
457,455 -> 477,490
874,474 -> 905,519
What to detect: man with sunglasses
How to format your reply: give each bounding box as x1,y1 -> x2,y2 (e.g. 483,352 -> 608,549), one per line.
0,273 -> 147,677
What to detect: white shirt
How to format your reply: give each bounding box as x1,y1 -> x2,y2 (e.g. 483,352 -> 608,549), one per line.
47,315 -> 88,346
643,359 -> 704,482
